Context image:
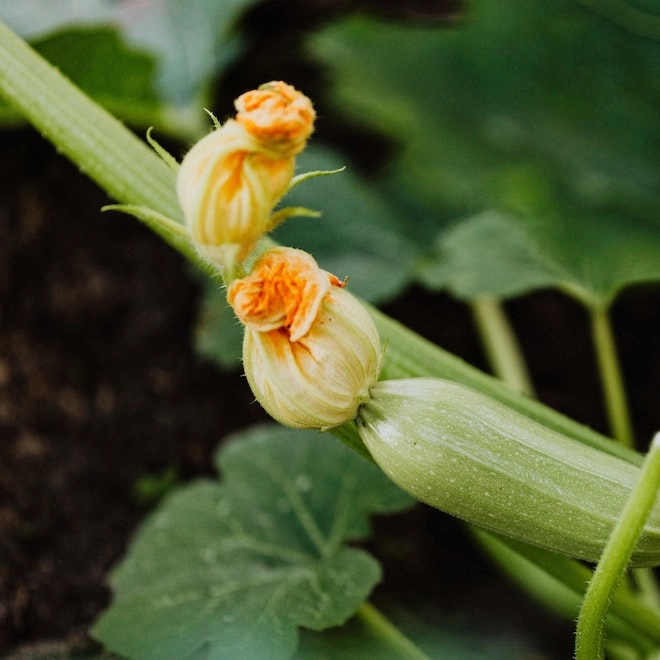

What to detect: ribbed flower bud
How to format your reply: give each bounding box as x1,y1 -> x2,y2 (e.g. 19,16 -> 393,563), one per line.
176,119 -> 294,269
235,81 -> 316,157
227,247 -> 381,430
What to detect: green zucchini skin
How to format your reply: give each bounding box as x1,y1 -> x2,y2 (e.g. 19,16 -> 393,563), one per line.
357,378 -> 660,567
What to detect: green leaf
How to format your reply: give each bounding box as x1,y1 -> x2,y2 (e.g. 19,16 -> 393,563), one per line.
33,27 -> 158,114
309,1 -> 660,302
194,276 -> 243,369
0,24 -> 163,129
274,145 -> 420,303
419,209 -> 660,305
116,0 -> 257,108
92,425 -> 413,659
1,0 -> 260,110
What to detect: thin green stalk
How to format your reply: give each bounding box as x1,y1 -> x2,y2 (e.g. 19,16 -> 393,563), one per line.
575,433 -> 660,660
471,295 -> 535,396
589,304 -> 660,611
473,529 -> 660,653
357,602 -> 430,660
590,303 -> 634,448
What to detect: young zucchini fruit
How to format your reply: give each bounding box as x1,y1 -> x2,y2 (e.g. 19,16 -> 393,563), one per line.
356,378 -> 660,567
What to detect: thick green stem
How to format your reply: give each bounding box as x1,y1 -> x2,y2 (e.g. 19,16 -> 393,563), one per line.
590,304 -> 634,448
0,20 -> 181,222
357,602 -> 430,660
470,295 -> 535,396
575,433 -> 660,660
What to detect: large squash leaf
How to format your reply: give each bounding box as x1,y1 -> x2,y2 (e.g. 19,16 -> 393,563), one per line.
419,208 -> 660,305
309,0 -> 660,302
92,425 -> 413,659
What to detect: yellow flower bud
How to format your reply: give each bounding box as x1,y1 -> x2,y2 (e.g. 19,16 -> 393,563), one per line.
227,247 -> 381,430
176,119 -> 294,270
235,81 -> 316,157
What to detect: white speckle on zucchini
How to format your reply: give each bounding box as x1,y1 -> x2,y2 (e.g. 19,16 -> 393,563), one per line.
357,378 -> 660,567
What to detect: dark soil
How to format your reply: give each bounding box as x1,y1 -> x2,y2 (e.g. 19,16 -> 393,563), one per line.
1,1 -> 659,658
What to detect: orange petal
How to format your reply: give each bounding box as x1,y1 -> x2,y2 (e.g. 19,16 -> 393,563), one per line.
235,81 -> 315,156
227,247 -> 331,341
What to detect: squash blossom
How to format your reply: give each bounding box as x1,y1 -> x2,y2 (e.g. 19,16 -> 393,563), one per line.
227,247 -> 381,430
235,81 -> 316,158
176,82 -> 315,270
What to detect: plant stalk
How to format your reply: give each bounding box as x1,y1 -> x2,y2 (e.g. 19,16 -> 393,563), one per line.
471,295 -> 535,396
575,433 -> 660,660
590,304 -> 634,448
0,20 -> 181,221
357,602 -> 430,660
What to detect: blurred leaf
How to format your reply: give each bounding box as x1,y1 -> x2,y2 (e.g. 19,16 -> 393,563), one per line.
274,145 -> 420,303
92,425 -> 413,659
113,0 -> 257,108
309,1 -> 660,301
195,276 -> 243,370
0,0 -> 118,34
419,208 -> 660,305
0,0 -> 259,111
29,27 -> 160,124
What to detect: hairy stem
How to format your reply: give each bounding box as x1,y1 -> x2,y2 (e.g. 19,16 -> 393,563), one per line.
575,433 -> 660,660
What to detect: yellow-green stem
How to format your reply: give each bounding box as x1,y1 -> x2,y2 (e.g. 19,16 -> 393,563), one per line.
575,433 -> 660,660
470,295 -> 535,397
590,304 -> 634,448
0,21 -> 181,221
356,602 -> 430,660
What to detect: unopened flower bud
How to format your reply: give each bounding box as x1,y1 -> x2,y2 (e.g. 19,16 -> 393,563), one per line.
235,81 -> 316,157
227,247 -> 381,430
176,119 -> 294,270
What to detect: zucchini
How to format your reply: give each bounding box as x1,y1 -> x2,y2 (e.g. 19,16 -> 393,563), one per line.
356,378 -> 660,566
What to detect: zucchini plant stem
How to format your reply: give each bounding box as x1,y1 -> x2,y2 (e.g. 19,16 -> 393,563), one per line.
468,293 -> 659,646
357,602 -> 430,660
0,21 -> 180,222
575,433 -> 660,660
590,303 -> 634,449
470,295 -> 535,397
589,304 -> 660,610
